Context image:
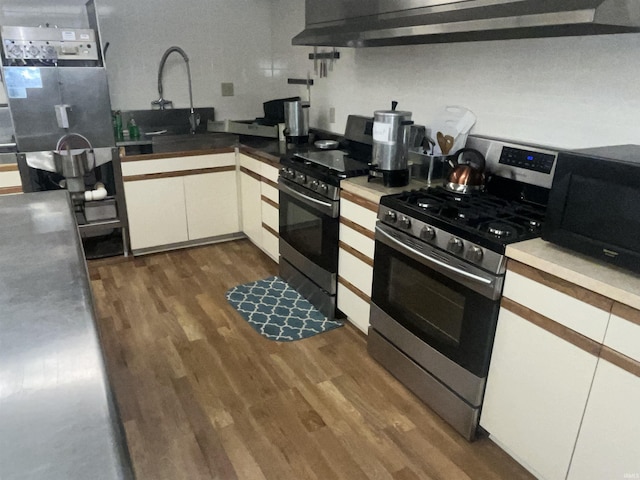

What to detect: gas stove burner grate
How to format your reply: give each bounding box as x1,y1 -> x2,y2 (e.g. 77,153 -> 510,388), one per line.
416,197 -> 445,211
484,221 -> 520,238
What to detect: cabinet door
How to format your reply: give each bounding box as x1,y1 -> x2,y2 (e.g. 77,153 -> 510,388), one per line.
480,307 -> 599,480
568,305 -> 640,480
240,171 -> 262,248
184,171 -> 240,240
568,358 -> 640,480
0,168 -> 23,195
124,177 -> 188,251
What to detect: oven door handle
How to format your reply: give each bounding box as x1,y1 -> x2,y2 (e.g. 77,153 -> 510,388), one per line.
278,179 -> 336,210
375,225 -> 493,286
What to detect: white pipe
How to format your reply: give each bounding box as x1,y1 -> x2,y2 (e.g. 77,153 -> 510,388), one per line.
84,182 -> 107,202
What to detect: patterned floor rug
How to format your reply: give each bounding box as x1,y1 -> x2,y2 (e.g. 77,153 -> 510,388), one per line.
225,276 -> 343,341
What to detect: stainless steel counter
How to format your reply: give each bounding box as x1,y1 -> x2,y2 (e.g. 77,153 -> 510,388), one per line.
0,191 -> 134,479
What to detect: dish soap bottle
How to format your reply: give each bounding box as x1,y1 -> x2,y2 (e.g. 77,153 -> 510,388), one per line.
128,117 -> 140,140
112,110 -> 124,141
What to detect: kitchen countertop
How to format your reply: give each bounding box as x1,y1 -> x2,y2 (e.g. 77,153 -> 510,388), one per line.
341,175 -> 429,203
507,238 -> 640,311
0,191 -> 134,479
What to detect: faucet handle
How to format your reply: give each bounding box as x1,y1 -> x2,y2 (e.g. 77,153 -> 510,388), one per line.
151,98 -> 173,110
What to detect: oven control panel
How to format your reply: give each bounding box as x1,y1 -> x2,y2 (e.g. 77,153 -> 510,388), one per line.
378,207 -> 507,275
279,166 -> 339,201
498,146 -> 556,174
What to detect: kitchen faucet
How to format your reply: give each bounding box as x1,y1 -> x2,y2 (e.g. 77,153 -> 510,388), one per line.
152,46 -> 199,134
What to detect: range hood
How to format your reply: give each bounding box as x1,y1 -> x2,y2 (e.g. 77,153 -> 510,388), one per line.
292,0 -> 640,47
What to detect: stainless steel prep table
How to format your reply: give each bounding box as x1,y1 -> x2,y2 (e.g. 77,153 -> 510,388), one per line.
0,191 -> 133,479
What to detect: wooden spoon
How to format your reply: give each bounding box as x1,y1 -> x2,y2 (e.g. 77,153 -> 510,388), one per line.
436,131 -> 455,155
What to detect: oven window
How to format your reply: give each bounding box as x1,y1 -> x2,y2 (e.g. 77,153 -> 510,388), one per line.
389,258 -> 464,347
279,189 -> 339,273
372,240 -> 500,377
283,200 -> 323,257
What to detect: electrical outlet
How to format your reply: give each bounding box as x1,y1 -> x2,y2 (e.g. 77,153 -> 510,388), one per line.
329,107 -> 335,123
221,82 -> 234,97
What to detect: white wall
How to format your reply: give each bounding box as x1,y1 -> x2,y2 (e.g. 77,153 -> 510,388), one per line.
270,0 -> 640,149
97,0 -> 284,120
3,0 -> 640,149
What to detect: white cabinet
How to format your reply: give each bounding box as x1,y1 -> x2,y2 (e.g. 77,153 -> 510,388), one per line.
568,358 -> 640,480
239,169 -> 262,248
238,152 -> 280,262
184,170 -> 239,240
481,306 -> 600,480
568,303 -> 640,480
0,165 -> 22,195
125,176 -> 189,250
337,190 -> 378,334
122,151 -> 239,254
481,261 -> 612,480
260,164 -> 279,262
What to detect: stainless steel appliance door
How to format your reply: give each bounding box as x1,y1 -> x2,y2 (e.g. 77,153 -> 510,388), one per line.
371,225 -> 501,379
278,178 -> 339,289
4,66 -> 114,152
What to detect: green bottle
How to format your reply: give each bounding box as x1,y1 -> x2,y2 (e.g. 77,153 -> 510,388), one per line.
113,111 -> 124,141
128,117 -> 140,139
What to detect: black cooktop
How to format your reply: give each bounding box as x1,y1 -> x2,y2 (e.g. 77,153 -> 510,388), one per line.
280,144 -> 371,185
381,185 -> 547,251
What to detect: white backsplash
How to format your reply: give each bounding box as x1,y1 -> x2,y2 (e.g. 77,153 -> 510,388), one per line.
3,0 -> 640,149
270,0 -> 640,150
96,0 -> 286,120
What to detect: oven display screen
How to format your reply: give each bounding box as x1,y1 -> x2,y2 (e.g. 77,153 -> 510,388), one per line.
389,258 -> 465,347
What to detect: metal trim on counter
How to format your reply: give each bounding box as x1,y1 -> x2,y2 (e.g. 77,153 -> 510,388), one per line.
0,191 -> 134,479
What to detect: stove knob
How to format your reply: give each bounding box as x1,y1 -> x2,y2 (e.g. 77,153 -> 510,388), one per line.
399,216 -> 411,229
467,246 -> 484,262
279,167 -> 288,178
448,237 -> 464,254
420,226 -> 436,241
296,172 -> 307,183
310,180 -> 319,191
286,168 -> 295,180
318,183 -> 328,193
385,211 -> 397,224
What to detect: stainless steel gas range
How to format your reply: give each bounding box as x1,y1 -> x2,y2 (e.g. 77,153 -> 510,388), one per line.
278,115 -> 373,319
368,135 -> 560,440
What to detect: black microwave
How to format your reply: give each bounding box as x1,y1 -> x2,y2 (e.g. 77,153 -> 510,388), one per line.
542,145 -> 640,274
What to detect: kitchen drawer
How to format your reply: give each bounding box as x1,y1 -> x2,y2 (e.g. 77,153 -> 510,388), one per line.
337,282 -> 370,334
503,263 -> 611,343
338,247 -> 373,297
604,303 -> 640,362
261,226 -> 279,263
340,197 -> 377,232
0,168 -> 21,190
238,153 -> 261,174
339,222 -> 374,260
261,181 -> 278,204
261,162 -> 279,183
262,201 -> 278,232
122,152 -> 236,176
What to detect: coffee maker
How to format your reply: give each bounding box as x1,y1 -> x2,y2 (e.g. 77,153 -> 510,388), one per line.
283,100 -> 310,144
370,102 -> 413,187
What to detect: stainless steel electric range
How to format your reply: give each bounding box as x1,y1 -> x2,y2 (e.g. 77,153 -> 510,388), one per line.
278,115 -> 373,319
368,135 -> 561,440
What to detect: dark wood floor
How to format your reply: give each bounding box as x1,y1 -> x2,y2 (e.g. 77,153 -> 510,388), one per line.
89,239 -> 533,480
